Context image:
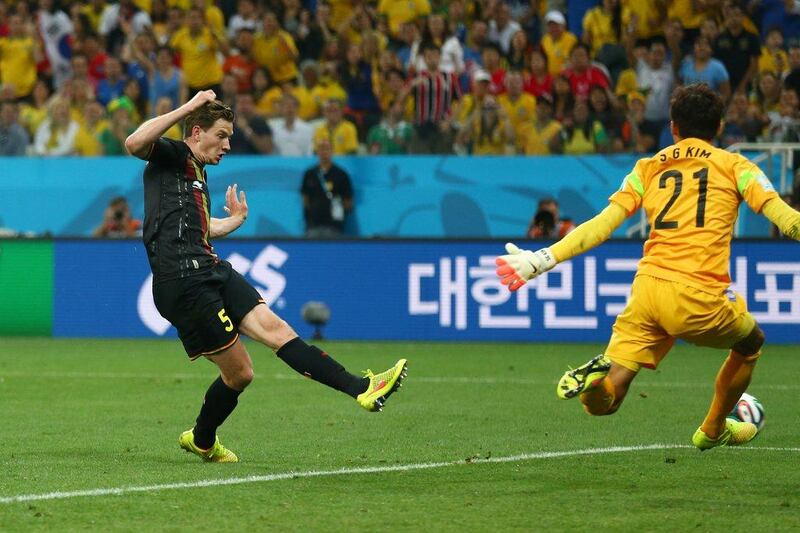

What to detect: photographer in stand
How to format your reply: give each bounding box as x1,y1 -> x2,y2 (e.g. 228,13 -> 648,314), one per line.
93,196 -> 142,238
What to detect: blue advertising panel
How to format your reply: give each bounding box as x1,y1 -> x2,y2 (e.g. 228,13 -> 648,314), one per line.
0,155 -> 777,238
54,240 -> 800,343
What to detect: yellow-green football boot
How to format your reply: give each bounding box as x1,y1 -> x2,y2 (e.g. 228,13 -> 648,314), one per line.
692,418 -> 758,451
356,359 -> 408,412
556,354 -> 612,400
179,429 -> 239,463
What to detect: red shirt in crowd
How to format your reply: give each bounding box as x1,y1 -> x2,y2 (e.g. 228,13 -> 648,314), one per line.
561,65 -> 609,100
523,73 -> 553,98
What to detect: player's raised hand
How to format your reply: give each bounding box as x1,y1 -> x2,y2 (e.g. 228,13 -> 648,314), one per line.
495,242 -> 557,292
185,90 -> 217,112
223,184 -> 248,221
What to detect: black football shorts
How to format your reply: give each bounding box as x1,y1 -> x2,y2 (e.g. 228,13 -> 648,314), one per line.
153,260 -> 265,359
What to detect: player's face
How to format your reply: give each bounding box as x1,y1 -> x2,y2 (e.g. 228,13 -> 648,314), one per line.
195,119 -> 232,165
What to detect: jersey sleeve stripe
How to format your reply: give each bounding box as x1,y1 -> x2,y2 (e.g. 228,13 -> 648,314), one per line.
625,172 -> 644,196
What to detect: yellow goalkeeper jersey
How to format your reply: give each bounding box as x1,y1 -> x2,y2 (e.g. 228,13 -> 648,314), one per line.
610,138 -> 778,293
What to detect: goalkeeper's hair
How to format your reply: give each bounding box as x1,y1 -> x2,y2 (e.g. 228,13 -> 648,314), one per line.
184,100 -> 234,137
670,84 -> 723,141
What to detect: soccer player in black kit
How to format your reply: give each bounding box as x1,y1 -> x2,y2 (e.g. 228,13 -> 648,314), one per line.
125,90 -> 407,462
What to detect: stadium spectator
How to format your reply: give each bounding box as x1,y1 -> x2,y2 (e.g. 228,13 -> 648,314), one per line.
463,20 -> 489,78
301,137 -> 353,238
541,10 -> 577,76
526,197 -> 575,239
0,101 -> 29,155
313,98 -> 359,155
19,79 -> 50,137
457,94 -> 514,155
69,54 -> 93,88
446,0 -> 469,43
272,93 -> 313,156
227,0 -> 258,40
149,0 -> 169,43
552,74 -> 575,122
100,99 -> 136,155
489,2 -> 522,55
406,41 -> 462,154
667,0 -> 703,44
229,92 -> 273,155
123,78 -> 146,123
191,0 -> 224,38
714,3 -> 761,96
367,98 -> 413,154
93,196 -> 142,238
506,29 -> 532,71
752,71 -> 782,116
377,67 -> 414,121
396,21 -> 422,71
0,13 -> 41,99
148,46 -> 186,113
582,0 -> 627,82
622,91 -> 656,153
498,70 -> 537,140
74,100 -> 108,156
96,56 -> 127,106
339,41 -> 381,140
151,97 -> 183,141
378,0 -> 431,43
33,97 -> 79,156
420,13 -> 464,74
765,87 -> 800,142
253,11 -> 299,85
519,93 -> 561,155
169,7 -> 226,94
295,2 -> 333,62
621,0 -> 666,42
81,33 -> 108,86
679,35 -> 731,103
782,44 -> 800,94
480,43 -> 506,94
758,27 -> 788,76
633,40 -> 674,144
453,69 -> 492,136
223,28 -> 258,94
78,0 -> 105,34
588,85 -> 626,152
123,31 -> 156,101
552,100 -> 609,155
98,0 -> 151,55
219,73 -> 239,109
562,43 -> 610,101
523,48 -> 553,98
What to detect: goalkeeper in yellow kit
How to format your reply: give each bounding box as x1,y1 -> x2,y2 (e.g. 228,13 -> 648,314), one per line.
495,84 -> 800,450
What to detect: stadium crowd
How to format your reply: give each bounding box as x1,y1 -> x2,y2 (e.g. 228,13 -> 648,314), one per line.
1,0 -> 800,160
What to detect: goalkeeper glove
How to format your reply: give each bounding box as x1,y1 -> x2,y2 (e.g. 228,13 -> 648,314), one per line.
494,242 -> 557,292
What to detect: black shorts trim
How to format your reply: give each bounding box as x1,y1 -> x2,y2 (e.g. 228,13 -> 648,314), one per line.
189,333 -> 241,360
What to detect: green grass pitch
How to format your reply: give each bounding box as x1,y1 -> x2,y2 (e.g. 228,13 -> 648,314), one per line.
1,338 -> 798,531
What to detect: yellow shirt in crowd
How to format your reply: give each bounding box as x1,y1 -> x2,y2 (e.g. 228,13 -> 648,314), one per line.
498,93 -> 536,139
541,31 -> 578,76
520,121 -> 561,155
378,0 -> 431,37
253,30 -> 299,84
582,6 -> 617,57
0,36 -> 37,97
170,27 -> 223,88
610,138 -> 778,293
313,121 -> 359,155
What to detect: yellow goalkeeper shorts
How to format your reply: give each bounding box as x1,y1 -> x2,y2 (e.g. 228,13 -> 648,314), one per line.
605,274 -> 756,372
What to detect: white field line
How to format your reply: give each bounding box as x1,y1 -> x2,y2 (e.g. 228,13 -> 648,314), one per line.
2,444 -> 798,505
1,370 -> 798,390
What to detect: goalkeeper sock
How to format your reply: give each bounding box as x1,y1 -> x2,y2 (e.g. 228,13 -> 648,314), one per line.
700,350 -> 757,439
580,378 -> 616,416
277,337 -> 369,398
194,376 -> 242,449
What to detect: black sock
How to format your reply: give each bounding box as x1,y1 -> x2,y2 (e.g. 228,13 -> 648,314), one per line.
276,337 -> 369,398
193,376 -> 242,449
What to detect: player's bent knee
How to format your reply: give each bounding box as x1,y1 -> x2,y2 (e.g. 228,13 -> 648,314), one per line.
731,325 -> 765,357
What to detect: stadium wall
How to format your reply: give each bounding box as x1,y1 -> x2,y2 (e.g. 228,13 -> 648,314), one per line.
0,155 -> 774,238
2,239 -> 798,343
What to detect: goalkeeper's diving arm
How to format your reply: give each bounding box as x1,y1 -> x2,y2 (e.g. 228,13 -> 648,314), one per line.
495,203 -> 628,291
762,197 -> 800,240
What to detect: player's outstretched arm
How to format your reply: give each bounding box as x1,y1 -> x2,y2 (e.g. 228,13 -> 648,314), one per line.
762,197 -> 800,240
210,184 -> 248,238
124,90 -> 217,159
495,203 -> 627,292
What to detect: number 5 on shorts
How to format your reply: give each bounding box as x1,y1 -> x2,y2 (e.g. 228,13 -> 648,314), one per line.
218,308 -> 234,332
